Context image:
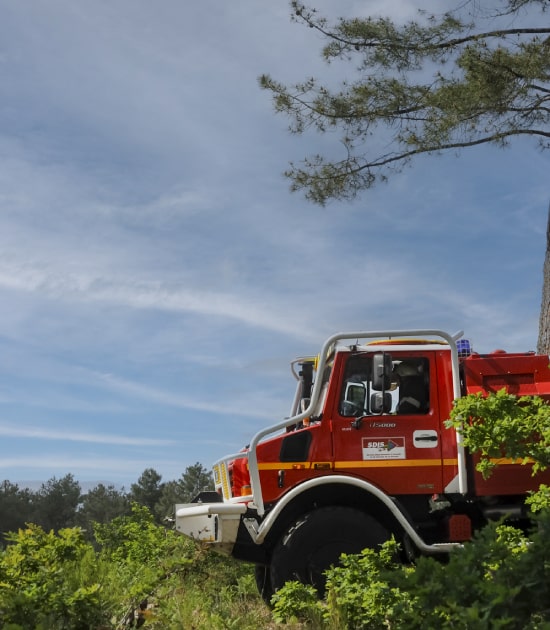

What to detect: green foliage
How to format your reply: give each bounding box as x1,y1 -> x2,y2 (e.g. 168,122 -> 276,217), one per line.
77,483 -> 130,544
0,466 -> 215,538
176,461 -> 215,503
0,481 -> 34,547
93,501 -> 196,618
129,468 -> 164,516
165,562 -> 274,630
0,503 -> 228,629
34,474 -> 81,532
274,518 -> 550,629
260,1 -> 550,204
323,539 -> 415,629
0,524 -> 107,629
271,580 -> 322,625
0,466 -> 277,629
447,389 -> 550,478
125,464 -> 214,524
526,483 -> 550,512
0,505 -> 262,629
94,503 -> 168,564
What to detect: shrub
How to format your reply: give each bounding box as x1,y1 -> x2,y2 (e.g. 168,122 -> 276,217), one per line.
0,524 -> 107,629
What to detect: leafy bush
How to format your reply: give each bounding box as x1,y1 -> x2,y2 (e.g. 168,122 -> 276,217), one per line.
271,580 -> 322,626
273,517 -> 550,629
447,390 -> 550,478
384,523 -> 540,629
323,539 -> 414,629
93,502 -> 197,624
0,504 -> 214,629
157,548 -> 274,629
0,524 -> 107,629
0,503 -> 273,629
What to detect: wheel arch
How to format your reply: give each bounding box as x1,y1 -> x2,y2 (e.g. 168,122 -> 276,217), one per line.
257,476 -> 410,553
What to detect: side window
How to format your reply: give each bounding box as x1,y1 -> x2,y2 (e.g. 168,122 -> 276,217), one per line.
339,355 -> 430,416
393,358 -> 430,414
339,356 -> 371,417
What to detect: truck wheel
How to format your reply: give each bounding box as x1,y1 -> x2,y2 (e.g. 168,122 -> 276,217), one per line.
254,564 -> 274,605
270,506 -> 390,596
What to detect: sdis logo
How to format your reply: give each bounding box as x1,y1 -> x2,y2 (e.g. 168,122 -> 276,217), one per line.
362,436 -> 405,460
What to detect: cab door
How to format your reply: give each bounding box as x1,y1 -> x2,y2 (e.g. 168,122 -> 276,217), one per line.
255,360 -> 336,504
331,350 -> 445,495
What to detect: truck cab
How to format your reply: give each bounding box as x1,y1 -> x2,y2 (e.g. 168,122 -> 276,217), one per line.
250,342 -> 457,505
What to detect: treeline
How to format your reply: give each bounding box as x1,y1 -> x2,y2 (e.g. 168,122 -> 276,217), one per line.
0,462 -> 213,546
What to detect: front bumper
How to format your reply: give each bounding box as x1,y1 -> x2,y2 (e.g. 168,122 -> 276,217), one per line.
175,502 -> 247,555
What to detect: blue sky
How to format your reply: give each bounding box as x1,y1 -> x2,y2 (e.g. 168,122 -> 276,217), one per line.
0,1 -> 548,489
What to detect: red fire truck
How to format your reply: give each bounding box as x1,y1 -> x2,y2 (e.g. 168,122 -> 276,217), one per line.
175,329 -> 550,599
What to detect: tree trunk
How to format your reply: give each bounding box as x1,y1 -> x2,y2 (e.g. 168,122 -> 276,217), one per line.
537,203 -> 550,355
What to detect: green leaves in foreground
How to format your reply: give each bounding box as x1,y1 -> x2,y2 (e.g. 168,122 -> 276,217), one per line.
0,504 -> 196,629
0,525 -> 103,629
0,503 -> 269,630
273,517 -> 550,629
447,389 -> 550,479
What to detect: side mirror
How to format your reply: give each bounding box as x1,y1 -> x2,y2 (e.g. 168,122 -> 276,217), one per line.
372,353 -> 392,391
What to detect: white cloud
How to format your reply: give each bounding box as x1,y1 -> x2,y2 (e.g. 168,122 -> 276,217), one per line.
0,455 -> 150,474
0,259 -> 317,340
93,371 -> 280,420
0,423 -> 174,446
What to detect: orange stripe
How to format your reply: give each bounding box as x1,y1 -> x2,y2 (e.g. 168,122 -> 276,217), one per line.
258,462 -> 313,470
489,457 -> 534,465
257,459 -> 459,470
335,460 -> 451,468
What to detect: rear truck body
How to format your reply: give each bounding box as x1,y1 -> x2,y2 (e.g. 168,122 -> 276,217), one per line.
175,329 -> 550,598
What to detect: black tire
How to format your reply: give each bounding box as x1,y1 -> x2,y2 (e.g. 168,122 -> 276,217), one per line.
254,564 -> 275,605
270,506 -> 390,596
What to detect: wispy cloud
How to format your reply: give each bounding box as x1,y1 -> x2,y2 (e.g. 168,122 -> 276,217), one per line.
0,423 -> 174,446
0,260 -> 322,341
93,372 -> 283,420
0,455 -> 149,473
